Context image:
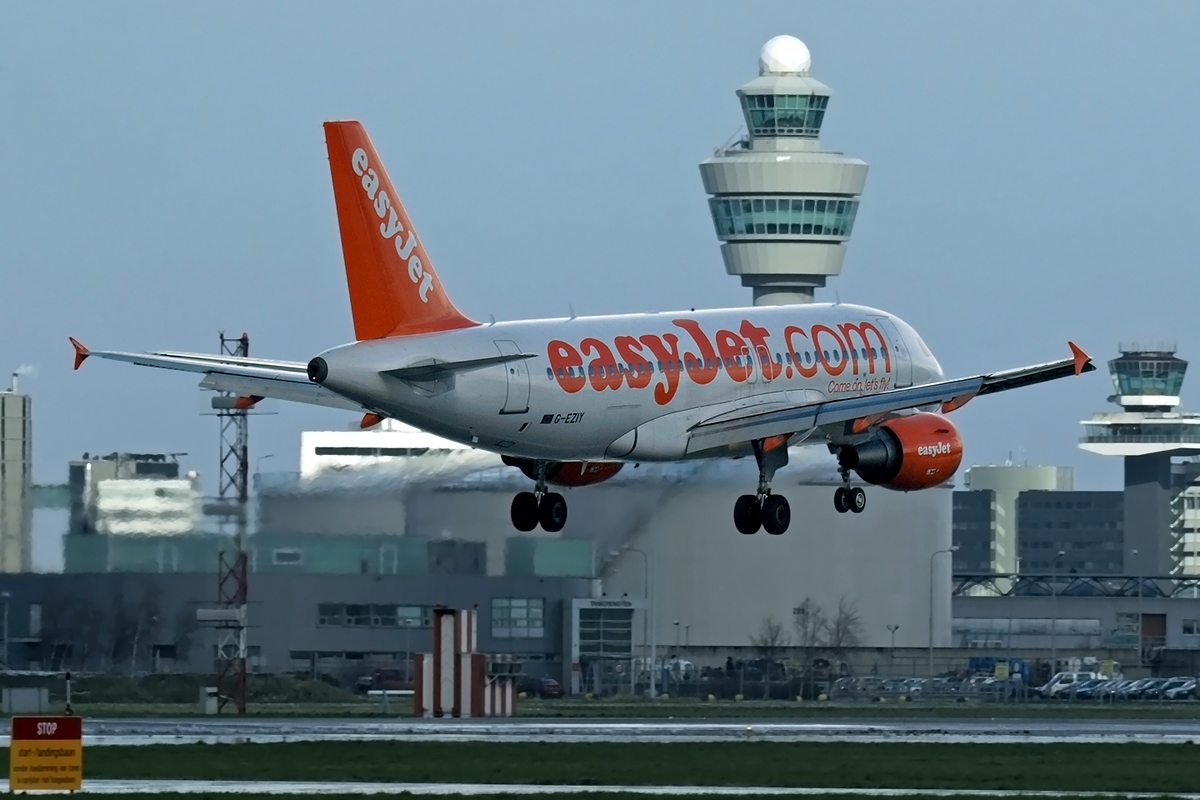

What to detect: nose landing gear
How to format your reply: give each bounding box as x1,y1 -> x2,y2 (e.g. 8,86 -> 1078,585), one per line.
734,440 -> 791,535
510,461 -> 568,532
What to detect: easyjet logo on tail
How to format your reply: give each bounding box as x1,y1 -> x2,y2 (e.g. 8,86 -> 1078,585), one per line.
351,148 -> 433,303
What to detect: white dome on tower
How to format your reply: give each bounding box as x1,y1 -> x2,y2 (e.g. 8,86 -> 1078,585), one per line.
759,35 -> 811,76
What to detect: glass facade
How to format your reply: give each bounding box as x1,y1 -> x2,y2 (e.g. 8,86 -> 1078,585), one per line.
741,93 -> 828,137
1109,355 -> 1188,398
709,195 -> 858,239
491,597 -> 545,639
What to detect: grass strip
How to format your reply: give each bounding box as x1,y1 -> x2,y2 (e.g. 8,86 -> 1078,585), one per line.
30,742 -> 1200,793
62,795 -> 1197,800
53,700 -> 1200,720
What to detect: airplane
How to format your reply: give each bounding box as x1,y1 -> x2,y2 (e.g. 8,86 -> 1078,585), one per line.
70,121 -> 1096,536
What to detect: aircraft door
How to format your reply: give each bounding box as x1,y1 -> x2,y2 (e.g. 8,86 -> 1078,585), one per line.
740,347 -> 757,384
755,345 -> 774,383
875,318 -> 913,388
494,339 -> 530,414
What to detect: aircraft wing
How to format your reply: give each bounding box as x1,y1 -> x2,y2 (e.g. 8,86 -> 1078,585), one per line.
687,342 -> 1094,453
68,338 -> 365,412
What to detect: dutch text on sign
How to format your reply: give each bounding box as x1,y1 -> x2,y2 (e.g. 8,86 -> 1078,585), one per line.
9,716 -> 82,791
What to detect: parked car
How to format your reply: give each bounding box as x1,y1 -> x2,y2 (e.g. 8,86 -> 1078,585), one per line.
1165,679 -> 1197,700
519,677 -> 564,698
1144,678 -> 1190,700
1035,671 -> 1099,699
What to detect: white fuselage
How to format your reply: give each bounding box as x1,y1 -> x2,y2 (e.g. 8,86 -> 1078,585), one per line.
315,303 -> 943,462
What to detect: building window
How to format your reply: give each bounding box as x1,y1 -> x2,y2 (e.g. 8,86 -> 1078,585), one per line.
272,548 -> 302,565
1184,620 -> 1198,635
740,93 -> 828,137
491,598 -> 545,639
317,603 -> 431,628
709,195 -> 858,241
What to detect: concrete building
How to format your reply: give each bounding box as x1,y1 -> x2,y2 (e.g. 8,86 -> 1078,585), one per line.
699,35 -> 869,305
1080,344 -> 1200,576
0,375 -> 32,573
1016,491 -> 1123,575
955,465 -> 1073,574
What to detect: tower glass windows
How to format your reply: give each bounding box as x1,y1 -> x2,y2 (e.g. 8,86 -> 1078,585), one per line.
1109,355 -> 1187,398
709,196 -> 858,240
740,93 -> 828,137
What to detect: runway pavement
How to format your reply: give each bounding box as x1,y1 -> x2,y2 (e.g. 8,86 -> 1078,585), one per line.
70,779 -> 1200,796
30,716 -> 1200,745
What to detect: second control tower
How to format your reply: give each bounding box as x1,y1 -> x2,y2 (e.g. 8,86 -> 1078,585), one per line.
700,36 -> 869,305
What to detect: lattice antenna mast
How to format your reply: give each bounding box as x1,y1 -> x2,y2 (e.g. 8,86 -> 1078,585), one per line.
213,331 -> 249,714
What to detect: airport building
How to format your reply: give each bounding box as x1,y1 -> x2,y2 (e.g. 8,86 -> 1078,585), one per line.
699,36 -> 869,306
1080,343 -> 1200,576
0,373 -> 32,574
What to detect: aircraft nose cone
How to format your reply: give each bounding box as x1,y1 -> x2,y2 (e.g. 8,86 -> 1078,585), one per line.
307,357 -> 328,383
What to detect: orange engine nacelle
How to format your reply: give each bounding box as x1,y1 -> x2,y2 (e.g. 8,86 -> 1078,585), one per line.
839,412 -> 963,491
502,457 -> 624,487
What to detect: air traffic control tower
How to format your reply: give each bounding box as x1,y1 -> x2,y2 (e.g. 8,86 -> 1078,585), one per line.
1080,344 -> 1200,577
700,36 -> 869,305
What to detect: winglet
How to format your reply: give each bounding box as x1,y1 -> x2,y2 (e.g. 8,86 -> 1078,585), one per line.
1068,341 -> 1092,376
68,337 -> 89,370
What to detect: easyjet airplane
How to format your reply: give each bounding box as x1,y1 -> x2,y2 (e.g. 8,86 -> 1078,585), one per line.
70,121 -> 1095,536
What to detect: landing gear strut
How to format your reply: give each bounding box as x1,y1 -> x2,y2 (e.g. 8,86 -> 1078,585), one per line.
510,461 -> 568,532
734,441 -> 791,535
833,455 -> 866,514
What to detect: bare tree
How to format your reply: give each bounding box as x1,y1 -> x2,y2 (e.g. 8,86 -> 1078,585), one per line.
750,615 -> 790,699
129,581 -> 162,676
792,598 -> 827,696
172,607 -> 200,668
826,597 -> 863,664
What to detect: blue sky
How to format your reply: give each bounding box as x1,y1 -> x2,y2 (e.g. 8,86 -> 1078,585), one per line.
2,1 -> 1199,492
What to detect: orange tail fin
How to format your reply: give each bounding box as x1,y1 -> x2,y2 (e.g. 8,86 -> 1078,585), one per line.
324,121 -> 477,340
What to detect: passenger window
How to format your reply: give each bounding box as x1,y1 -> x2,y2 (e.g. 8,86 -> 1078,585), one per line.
677,360 -> 683,371
557,368 -> 565,378
871,347 -> 878,358
785,353 -> 792,364
686,357 -> 694,369
546,368 -> 553,379
588,365 -> 596,377
608,364 -> 615,375
657,360 -> 664,372
822,350 -> 829,361
705,358 -> 712,369
618,364 -> 625,374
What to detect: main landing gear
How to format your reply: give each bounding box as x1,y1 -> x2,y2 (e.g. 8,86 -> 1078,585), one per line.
833,456 -> 866,514
510,461 -> 568,532
734,440 -> 791,535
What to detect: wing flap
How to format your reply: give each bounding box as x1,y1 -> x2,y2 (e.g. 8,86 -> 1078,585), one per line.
688,343 -> 1094,451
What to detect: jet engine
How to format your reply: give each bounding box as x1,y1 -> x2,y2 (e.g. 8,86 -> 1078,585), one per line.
502,456 -> 624,487
838,412 -> 962,491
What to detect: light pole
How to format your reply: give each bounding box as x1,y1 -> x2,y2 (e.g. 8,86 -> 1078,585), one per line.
1132,548 -> 1141,668
1052,549 -> 1065,672
928,547 -> 958,676
404,617 -> 416,687
887,624 -> 899,677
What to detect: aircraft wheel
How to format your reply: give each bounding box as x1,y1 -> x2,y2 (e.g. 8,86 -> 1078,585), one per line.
511,492 -> 539,531
849,487 -> 867,514
761,495 -> 790,535
734,495 -> 761,535
539,492 -> 568,533
833,487 -> 850,514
